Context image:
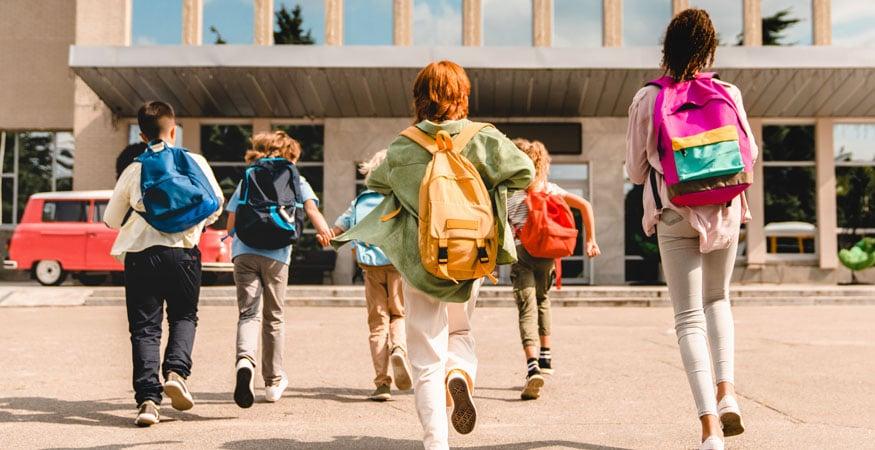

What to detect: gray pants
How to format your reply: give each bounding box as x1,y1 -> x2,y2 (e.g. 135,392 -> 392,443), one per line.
657,209 -> 737,418
234,254 -> 289,385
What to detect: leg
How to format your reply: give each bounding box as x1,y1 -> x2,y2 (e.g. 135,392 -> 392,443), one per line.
446,279 -> 480,383
161,247 -> 201,379
259,258 -> 289,386
234,255 -> 263,367
403,281 -> 449,450
365,267 -> 393,388
511,258 -> 539,356
386,267 -> 407,353
124,252 -> 164,406
702,235 -> 739,395
535,259 -> 554,356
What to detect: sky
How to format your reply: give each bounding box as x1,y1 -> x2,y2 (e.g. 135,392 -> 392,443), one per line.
553,0 -> 602,48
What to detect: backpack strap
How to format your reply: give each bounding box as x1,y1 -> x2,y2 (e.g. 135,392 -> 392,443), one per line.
451,122 -> 491,153
649,169 -> 663,210
400,126 -> 438,153
400,122 -> 492,154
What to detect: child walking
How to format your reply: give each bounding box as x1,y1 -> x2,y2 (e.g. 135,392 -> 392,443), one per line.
332,149 -> 413,402
507,138 -> 600,400
334,61 -> 534,450
104,101 -> 224,427
626,9 -> 757,450
226,131 -> 334,408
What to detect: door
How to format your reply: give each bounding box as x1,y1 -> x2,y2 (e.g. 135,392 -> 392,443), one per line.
548,163 -> 592,285
36,200 -> 90,270
85,200 -> 123,271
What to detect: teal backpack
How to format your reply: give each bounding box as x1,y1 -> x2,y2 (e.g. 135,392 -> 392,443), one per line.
352,190 -> 391,267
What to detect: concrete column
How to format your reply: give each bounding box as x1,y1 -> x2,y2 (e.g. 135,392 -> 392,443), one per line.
583,118 -> 625,284
325,0 -> 343,46
746,119 -> 766,266
253,118 -> 271,135
533,0 -> 552,47
178,118 -> 201,153
812,0 -> 831,45
672,0 -> 689,16
182,0 -> 203,45
254,0 -> 274,45
393,0 -> 412,46
816,118 -> 838,269
462,0 -> 482,46
603,0 -> 621,47
742,0 -> 761,46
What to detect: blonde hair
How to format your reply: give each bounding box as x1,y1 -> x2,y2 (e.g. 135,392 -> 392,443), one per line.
513,138 -> 551,186
359,149 -> 388,182
244,132 -> 273,163
244,131 -> 303,164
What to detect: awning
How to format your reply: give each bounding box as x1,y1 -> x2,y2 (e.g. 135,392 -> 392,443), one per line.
69,45 -> 875,118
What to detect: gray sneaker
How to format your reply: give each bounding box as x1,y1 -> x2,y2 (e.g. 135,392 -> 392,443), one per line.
369,384 -> 391,402
164,372 -> 194,411
135,400 -> 159,427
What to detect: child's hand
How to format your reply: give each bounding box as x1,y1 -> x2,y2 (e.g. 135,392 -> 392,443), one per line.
585,240 -> 601,258
315,226 -> 335,247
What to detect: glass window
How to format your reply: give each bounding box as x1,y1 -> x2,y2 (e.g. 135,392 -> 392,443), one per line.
274,0 -> 323,44
200,124 -> 253,199
128,124 -> 184,146
762,0 -> 811,46
414,0 -> 462,46
835,124 -> 875,250
833,1 -> 875,47
483,0 -> 532,46
689,0 -> 743,45
344,0 -> 393,45
623,0 -> 670,46
204,0 -> 254,44
132,0 -> 183,45
762,125 -> 817,257
42,201 -> 88,223
94,201 -> 109,223
553,0 -> 601,47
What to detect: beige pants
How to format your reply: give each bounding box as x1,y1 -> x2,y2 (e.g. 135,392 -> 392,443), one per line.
363,265 -> 407,387
234,254 -> 289,385
404,280 -> 481,450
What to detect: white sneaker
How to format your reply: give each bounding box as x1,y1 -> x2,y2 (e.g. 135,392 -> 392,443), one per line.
446,370 -> 476,435
264,376 -> 288,403
699,436 -> 724,450
234,358 -> 255,408
390,347 -> 413,391
718,395 -> 745,437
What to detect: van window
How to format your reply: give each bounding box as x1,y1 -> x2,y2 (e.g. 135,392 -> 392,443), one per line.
94,201 -> 108,223
42,201 -> 89,222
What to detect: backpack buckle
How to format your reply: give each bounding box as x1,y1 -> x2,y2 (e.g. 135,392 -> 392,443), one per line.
477,246 -> 489,263
437,246 -> 449,264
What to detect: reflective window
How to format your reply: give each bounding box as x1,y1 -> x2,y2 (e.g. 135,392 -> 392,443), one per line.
553,0 -> 601,47
128,124 -> 183,147
204,0 -> 254,44
835,124 -> 875,250
345,0 -> 393,45
689,0 -> 743,45
201,124 -> 253,198
832,0 -> 875,47
132,0 -> 183,45
94,201 -> 109,223
414,0 -> 462,46
762,0 -> 811,46
623,0 -> 670,46
274,0 -> 323,44
0,131 -> 74,226
42,201 -> 89,223
483,0 -> 532,46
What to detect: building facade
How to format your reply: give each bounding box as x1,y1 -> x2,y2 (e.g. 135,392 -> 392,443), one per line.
3,0 -> 875,285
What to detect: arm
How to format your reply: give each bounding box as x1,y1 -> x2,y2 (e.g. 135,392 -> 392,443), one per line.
304,199 -> 334,247
104,164 -> 136,229
332,201 -> 355,236
625,87 -> 655,185
226,212 -> 235,233
563,192 -> 601,258
730,85 -> 759,164
365,157 -> 392,194
479,130 -> 535,191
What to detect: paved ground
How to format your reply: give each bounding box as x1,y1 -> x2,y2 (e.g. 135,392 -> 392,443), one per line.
1,305 -> 873,449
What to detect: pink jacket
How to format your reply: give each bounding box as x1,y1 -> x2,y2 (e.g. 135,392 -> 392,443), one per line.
625,80 -> 759,253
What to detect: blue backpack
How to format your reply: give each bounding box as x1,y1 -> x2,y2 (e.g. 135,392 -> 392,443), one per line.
352,190 -> 391,267
137,141 -> 220,233
234,158 -> 306,250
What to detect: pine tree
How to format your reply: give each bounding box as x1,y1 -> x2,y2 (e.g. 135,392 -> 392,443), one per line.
274,3 -> 314,45
736,8 -> 801,46
210,25 -> 227,45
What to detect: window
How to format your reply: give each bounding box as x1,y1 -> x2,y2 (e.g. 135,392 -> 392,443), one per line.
204,0 -> 254,44
549,163 -> 591,285
553,0 -> 601,47
414,0 -> 462,46
623,0 -> 670,46
762,125 -> 817,258
689,0 -> 743,45
132,0 -> 183,45
492,123 -> 582,155
200,124 -> 253,199
834,124 -> 875,250
345,0 -> 392,45
832,1 -> 875,47
274,0 -> 323,44
42,201 -> 88,223
0,131 -> 75,226
94,201 -> 109,223
762,0 -> 811,46
483,0 -> 532,46
273,124 -> 325,256
128,124 -> 184,146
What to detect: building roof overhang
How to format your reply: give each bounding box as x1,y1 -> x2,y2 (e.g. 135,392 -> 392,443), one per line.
69,45 -> 875,118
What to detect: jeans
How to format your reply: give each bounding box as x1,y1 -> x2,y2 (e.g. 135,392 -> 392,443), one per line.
510,245 -> 555,348
125,246 -> 201,406
657,209 -> 737,418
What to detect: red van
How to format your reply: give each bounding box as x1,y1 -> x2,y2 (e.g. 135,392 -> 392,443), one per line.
3,190 -> 232,285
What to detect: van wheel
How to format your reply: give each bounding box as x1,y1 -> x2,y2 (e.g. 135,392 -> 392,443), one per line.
34,260 -> 67,286
77,273 -> 107,286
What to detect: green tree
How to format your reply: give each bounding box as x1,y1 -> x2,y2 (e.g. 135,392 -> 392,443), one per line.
274,3 -> 314,45
737,8 -> 801,46
209,25 -> 227,44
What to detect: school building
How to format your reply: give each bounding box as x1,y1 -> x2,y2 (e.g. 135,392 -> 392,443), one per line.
2,0 -> 875,285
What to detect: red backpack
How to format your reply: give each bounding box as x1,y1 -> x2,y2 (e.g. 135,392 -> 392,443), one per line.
518,190 -> 579,288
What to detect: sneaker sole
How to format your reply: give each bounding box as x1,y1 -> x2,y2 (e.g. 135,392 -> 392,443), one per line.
369,394 -> 391,402
521,375 -> 545,400
234,367 -> 255,409
448,377 -> 477,435
164,381 -> 194,411
134,413 -> 159,427
391,353 -> 413,391
720,411 -> 745,437
539,368 -> 554,375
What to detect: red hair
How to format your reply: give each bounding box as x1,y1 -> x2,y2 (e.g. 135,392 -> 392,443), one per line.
412,60 -> 471,123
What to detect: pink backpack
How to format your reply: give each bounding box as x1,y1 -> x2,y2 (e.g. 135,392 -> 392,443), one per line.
648,73 -> 754,207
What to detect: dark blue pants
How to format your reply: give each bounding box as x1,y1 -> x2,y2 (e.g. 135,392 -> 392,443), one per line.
124,246 -> 201,406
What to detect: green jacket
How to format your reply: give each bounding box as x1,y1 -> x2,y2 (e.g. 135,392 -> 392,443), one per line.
332,119 -> 535,302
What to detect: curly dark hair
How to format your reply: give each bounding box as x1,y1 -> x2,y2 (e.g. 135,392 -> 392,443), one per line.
662,9 -> 718,82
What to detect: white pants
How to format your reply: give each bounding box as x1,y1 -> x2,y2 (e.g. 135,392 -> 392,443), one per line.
657,209 -> 737,418
403,280 -> 481,450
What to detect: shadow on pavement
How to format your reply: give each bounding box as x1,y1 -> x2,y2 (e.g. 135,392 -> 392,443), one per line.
223,437 -> 631,449
0,396 -> 234,429
283,386 -> 413,404
45,441 -> 181,450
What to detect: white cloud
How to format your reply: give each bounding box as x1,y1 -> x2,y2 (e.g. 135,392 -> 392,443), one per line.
134,35 -> 158,46
482,0 -> 532,46
413,0 -> 463,45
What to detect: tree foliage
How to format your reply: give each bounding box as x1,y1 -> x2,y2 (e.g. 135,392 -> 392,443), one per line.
274,3 -> 314,45
737,8 -> 801,46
